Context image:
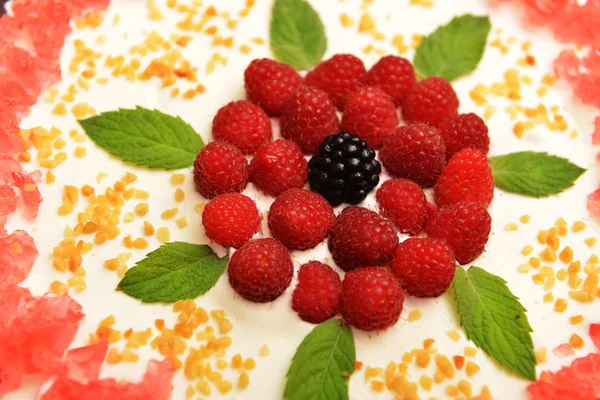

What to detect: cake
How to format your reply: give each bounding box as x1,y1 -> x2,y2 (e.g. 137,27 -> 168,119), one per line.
1,0 -> 599,399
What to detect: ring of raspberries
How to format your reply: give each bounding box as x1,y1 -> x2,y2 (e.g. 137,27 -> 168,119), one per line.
196,55 -> 494,331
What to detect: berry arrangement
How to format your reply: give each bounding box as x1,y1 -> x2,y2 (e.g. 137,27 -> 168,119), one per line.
194,54 -> 494,332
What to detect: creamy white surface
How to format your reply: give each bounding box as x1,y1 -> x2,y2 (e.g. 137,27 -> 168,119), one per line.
4,0 -> 600,399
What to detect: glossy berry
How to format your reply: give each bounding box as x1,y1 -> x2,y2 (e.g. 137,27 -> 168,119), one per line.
292,261 -> 342,324
341,267 -> 404,331
308,132 -> 381,206
380,123 -> 446,187
341,86 -> 399,149
306,54 -> 366,110
268,189 -> 335,250
212,100 -> 272,154
244,58 -> 304,116
425,201 -> 492,265
328,206 -> 398,271
202,193 -> 261,248
228,238 -> 293,303
391,237 -> 457,297
438,113 -> 490,159
193,141 -> 248,199
365,55 -> 417,106
376,178 -> 427,235
250,139 -> 308,197
402,76 -> 459,128
280,86 -> 339,154
434,148 -> 494,208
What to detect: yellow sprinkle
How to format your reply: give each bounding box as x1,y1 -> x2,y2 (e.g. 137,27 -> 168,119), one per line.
559,246 -> 574,264
569,315 -> 584,325
176,217 -> 188,229
572,221 -> 586,232
161,208 -> 178,219
408,309 -> 422,321
543,292 -> 554,303
74,147 -> 86,158
505,223 -> 518,231
521,245 -> 534,256
587,254 -> 599,264
585,237 -> 597,247
157,227 -> 170,243
554,298 -> 568,312
556,269 -> 568,281
135,203 -> 149,217
174,188 -> 185,202
540,247 -> 557,263
340,13 -> 355,27
520,214 -> 531,224
260,344 -> 270,356
171,173 -> 185,184
464,347 -> 477,357
535,348 -> 547,364
52,103 -> 67,115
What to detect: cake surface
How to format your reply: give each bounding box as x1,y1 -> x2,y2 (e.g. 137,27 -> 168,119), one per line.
2,0 -> 600,399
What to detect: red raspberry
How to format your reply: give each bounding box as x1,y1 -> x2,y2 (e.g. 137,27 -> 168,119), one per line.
438,113 -> 490,159
328,206 -> 398,271
391,237 -> 457,297
212,100 -> 272,154
268,189 -> 335,250
434,148 -> 494,208
365,55 -> 417,106
228,238 -> 293,303
380,123 -> 446,187
292,261 -> 342,323
341,86 -> 399,149
244,58 -> 304,117
202,193 -> 261,248
341,267 -> 404,331
306,54 -> 366,111
376,178 -> 427,235
425,201 -> 492,265
402,77 -> 459,128
280,86 -> 339,154
249,139 -> 308,197
193,141 -> 248,199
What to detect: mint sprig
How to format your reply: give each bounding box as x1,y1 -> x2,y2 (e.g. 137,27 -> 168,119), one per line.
490,151 -> 586,197
79,107 -> 203,170
285,319 -> 355,400
453,266 -> 536,380
414,14 -> 491,81
270,0 -> 327,70
117,242 -> 227,303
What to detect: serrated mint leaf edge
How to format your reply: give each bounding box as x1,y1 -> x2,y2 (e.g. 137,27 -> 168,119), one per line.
414,14 -> 491,81
490,151 -> 586,198
269,0 -> 327,70
284,319 -> 355,400
117,242 -> 227,303
79,106 -> 203,170
453,267 -> 537,381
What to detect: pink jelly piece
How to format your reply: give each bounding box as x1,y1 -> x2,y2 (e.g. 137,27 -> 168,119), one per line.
587,188 -> 600,216
590,323 -> 600,351
594,117 -> 600,145
0,185 -> 17,215
0,45 -> 41,98
11,172 -> 42,220
555,49 -> 600,109
41,358 -> 175,400
63,341 -> 108,384
528,353 -> 600,400
0,78 -> 37,116
553,343 -> 576,358
0,229 -> 37,288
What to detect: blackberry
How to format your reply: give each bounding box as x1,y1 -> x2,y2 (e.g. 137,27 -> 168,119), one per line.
308,132 -> 381,206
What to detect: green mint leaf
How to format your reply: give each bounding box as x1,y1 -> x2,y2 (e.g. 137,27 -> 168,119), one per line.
79,107 -> 203,170
270,0 -> 327,70
414,14 -> 491,81
117,242 -> 227,303
490,151 -> 586,197
285,319 -> 355,400
453,266 -> 536,380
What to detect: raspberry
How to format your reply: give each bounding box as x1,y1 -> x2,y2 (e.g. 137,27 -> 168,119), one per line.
341,267 -> 404,331
244,58 -> 304,117
438,113 -> 490,159
391,237 -> 457,297
341,86 -> 399,149
268,189 -> 335,250
227,238 -> 293,303
376,178 -> 427,235
202,193 -> 261,248
280,86 -> 339,154
292,261 -> 342,323
306,54 -> 366,110
193,141 -> 248,199
212,100 -> 272,154
425,201 -> 492,265
365,55 -> 417,106
308,132 -> 381,206
249,139 -> 308,197
434,148 -> 494,208
328,206 -> 398,271
379,123 -> 446,187
401,76 -> 459,128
